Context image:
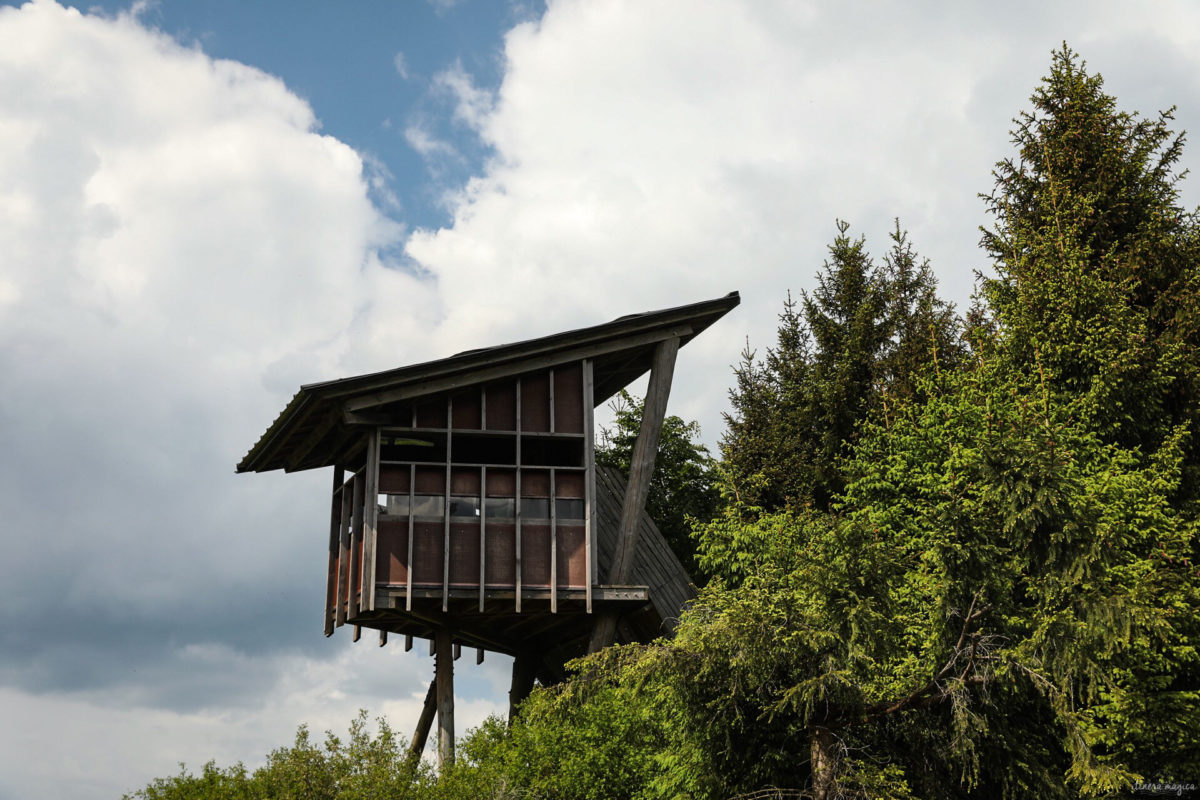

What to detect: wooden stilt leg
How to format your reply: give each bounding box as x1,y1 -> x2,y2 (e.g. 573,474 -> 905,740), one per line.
508,654 -> 536,723
436,630 -> 455,768
408,677 -> 437,763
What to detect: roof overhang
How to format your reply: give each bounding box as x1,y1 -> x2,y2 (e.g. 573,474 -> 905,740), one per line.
236,291 -> 739,474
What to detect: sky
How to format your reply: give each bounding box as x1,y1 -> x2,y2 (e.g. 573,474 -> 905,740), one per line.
3,1 -> 1200,797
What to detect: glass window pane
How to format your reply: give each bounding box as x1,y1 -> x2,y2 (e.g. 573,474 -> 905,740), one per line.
449,496 -> 480,518
520,497 -> 550,519
378,493 -> 410,516
555,498 -> 585,520
411,494 -> 444,518
484,497 -> 514,519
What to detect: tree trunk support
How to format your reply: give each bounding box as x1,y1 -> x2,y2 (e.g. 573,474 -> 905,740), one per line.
435,629 -> 455,768
508,653 -> 537,724
588,336 -> 680,653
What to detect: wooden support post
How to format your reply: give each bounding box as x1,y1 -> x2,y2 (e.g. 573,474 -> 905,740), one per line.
508,654 -> 536,723
408,676 -> 437,764
325,467 -> 344,636
379,629 -> 388,647
583,359 -> 595,613
588,337 -> 679,653
435,629 -> 455,768
405,634 -> 413,652
362,429 -> 380,613
476,647 -> 485,665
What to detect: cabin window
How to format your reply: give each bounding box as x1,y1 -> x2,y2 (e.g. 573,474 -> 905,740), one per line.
449,496 -> 480,518
378,493 -> 410,516
411,494 -> 444,518
484,497 -> 514,519
520,497 -> 550,519
555,498 -> 585,520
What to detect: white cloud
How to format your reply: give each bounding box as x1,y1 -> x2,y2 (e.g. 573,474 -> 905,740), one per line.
7,1 -> 1200,798
393,50 -> 410,80
404,0 -> 1200,439
433,59 -> 496,132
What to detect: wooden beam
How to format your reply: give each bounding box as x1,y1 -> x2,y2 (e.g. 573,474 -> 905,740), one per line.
325,467 -> 344,636
408,677 -> 437,764
515,378 -> 522,614
443,399 -> 453,613
583,359 -> 596,613
349,471 -> 365,618
588,336 -> 679,653
335,478 -> 351,628
435,629 -> 455,768
362,431 -> 380,612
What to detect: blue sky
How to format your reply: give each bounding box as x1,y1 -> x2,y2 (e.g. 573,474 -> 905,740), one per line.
4,1 -> 1200,798
14,0 -> 538,232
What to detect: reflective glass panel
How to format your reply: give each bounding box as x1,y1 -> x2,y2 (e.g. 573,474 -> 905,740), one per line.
555,498 -> 585,520
520,497 -> 550,519
378,493 -> 410,516
411,494 -> 444,518
484,497 -> 514,519
449,496 -> 480,518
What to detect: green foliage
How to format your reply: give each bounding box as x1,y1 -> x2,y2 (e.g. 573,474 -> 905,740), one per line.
123,713 -> 433,800
596,389 -> 721,574
723,220 -> 962,512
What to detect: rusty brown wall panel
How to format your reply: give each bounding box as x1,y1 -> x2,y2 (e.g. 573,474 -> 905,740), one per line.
415,466 -> 445,493
522,524 -> 551,586
553,364 -> 584,433
556,471 -> 585,499
451,390 -> 482,429
486,468 -> 516,496
485,523 -> 516,586
376,521 -> 409,584
520,371 -> 551,432
557,525 -> 587,588
450,467 -> 481,495
521,470 -> 551,497
412,521 -> 444,586
485,381 -> 516,430
379,464 -> 410,494
449,523 -> 481,586
415,396 -> 445,428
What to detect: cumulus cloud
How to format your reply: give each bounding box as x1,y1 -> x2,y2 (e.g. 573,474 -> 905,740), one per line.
0,2 -> 468,796
403,0 -> 1200,435
7,1 -> 1200,798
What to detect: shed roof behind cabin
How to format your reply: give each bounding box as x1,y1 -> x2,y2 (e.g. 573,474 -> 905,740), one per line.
237,292 -> 740,474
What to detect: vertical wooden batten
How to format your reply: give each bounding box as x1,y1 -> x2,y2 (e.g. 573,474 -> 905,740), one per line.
326,466 -> 344,636
514,378 -> 522,614
443,399 -> 453,613
362,429 -> 380,613
349,471 -> 364,619
582,359 -> 596,613
335,476 -> 352,627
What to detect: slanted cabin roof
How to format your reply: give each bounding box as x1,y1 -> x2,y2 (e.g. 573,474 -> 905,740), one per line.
237,292 -> 740,474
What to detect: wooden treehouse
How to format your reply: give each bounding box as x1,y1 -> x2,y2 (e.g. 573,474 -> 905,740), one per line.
236,292 -> 740,765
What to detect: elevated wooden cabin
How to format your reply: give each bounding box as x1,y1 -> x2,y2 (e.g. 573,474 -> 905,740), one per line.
237,292 -> 739,764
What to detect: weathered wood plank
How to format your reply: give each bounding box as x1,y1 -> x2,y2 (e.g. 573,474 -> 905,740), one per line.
436,629 -> 455,768
326,467 -> 344,636
362,430 -> 380,612
582,359 -> 596,613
